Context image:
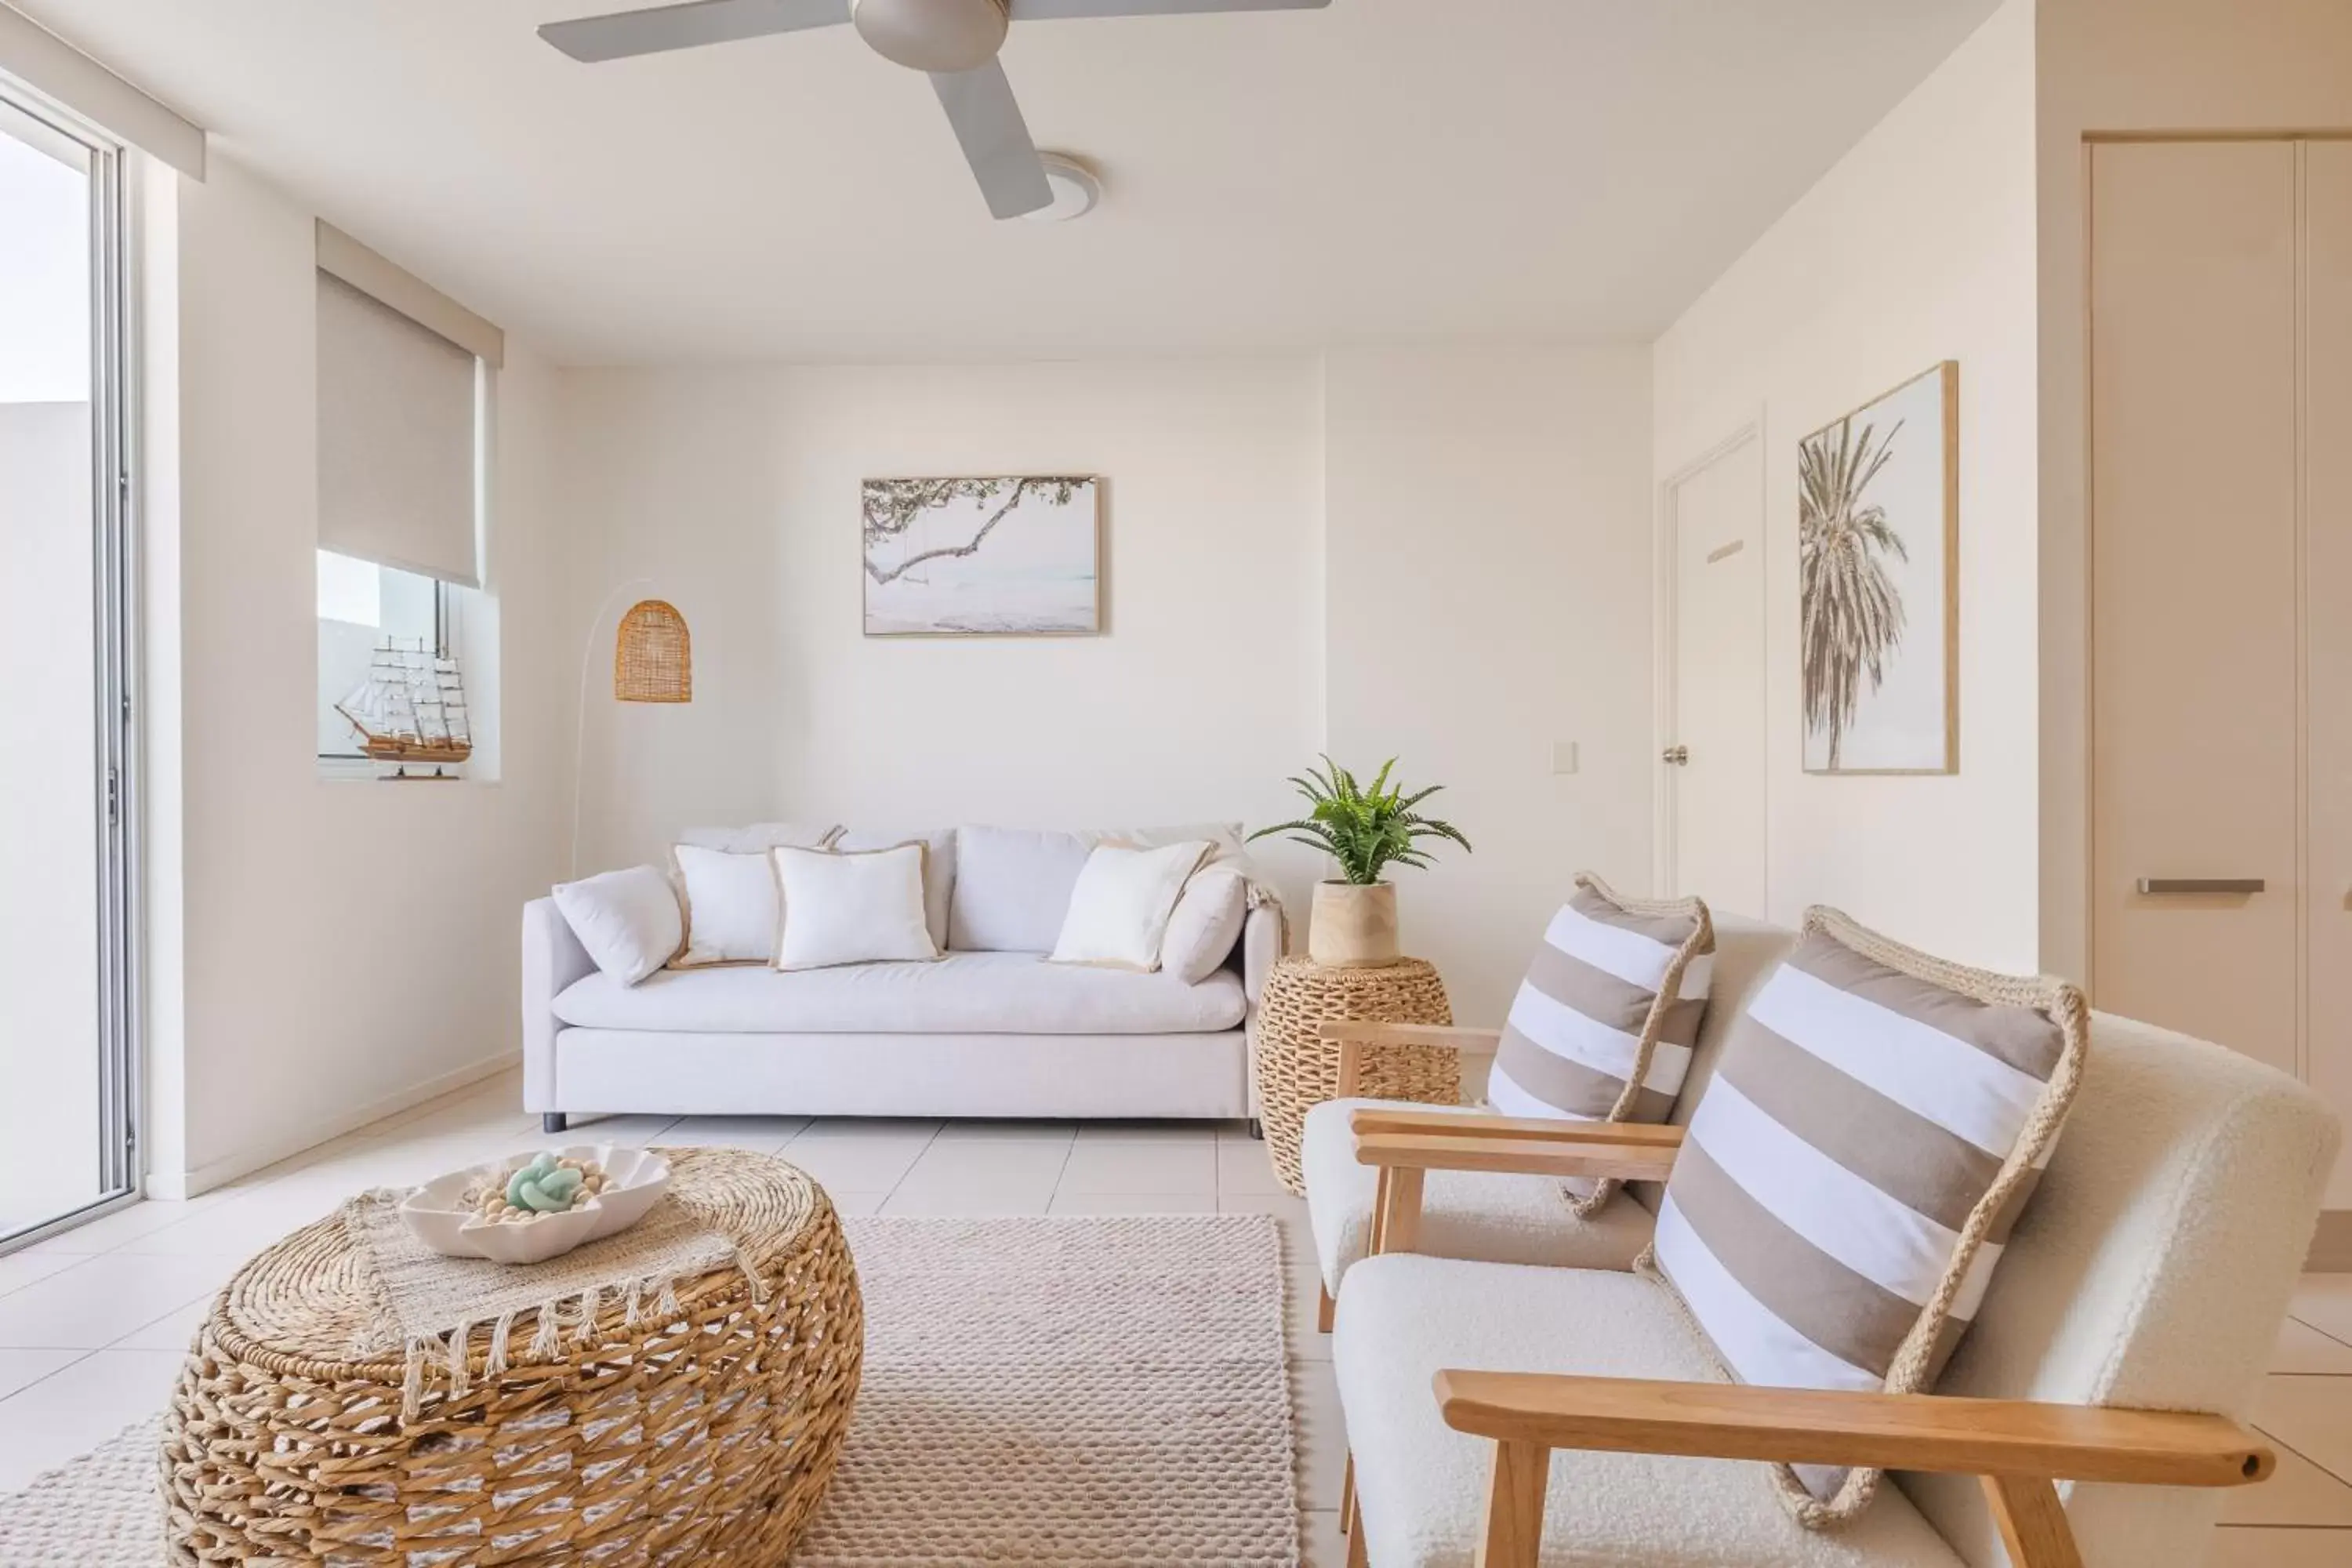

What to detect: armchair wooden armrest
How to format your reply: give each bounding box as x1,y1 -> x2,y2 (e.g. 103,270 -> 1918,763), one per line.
1428,1371 -> 2272,1568
1348,1123 -> 1682,1256
1314,1021 -> 1501,1096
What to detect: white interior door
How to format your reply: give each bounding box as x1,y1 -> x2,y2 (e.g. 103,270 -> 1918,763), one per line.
2089,140 -> 2301,1078
1665,430 -> 1767,916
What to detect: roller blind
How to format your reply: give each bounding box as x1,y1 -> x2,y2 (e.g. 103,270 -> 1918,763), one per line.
317,270 -> 481,588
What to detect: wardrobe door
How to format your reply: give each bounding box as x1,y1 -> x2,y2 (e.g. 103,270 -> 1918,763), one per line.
2308,140 -> 2352,1198
2090,141 -> 2301,1076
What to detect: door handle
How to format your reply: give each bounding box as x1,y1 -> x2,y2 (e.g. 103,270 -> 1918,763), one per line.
2136,878 -> 2265,895
1661,746 -> 1689,766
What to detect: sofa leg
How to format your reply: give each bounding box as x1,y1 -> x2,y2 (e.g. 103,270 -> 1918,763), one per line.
1248,1118 -> 1264,1141
543,1112 -> 568,1135
1344,1490 -> 1368,1568
1318,1283 -> 1337,1334
1341,1451 -> 1355,1523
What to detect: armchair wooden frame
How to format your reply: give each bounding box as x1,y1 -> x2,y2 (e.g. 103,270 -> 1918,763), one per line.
1334,1110 -> 2277,1568
1310,1021 -> 1505,1333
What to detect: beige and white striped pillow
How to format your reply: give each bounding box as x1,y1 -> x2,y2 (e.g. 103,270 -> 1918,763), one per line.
1647,906 -> 2088,1527
1486,875 -> 1714,1214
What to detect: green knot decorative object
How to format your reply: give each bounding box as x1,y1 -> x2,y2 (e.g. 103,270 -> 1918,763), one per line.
506,1152 -> 585,1214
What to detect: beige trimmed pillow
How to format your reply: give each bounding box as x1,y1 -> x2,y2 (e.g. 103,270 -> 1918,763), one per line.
769,843 -> 941,971
1484,873 -> 1714,1214
1645,906 -> 2088,1528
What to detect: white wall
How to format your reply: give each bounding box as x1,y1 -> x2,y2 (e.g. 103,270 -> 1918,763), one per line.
1650,0 -> 2042,970
564,359 -> 1330,907
1324,348 -> 1657,1022
143,154 -> 573,1193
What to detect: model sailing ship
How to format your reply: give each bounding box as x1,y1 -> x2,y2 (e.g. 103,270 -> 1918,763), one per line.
336,637 -> 471,779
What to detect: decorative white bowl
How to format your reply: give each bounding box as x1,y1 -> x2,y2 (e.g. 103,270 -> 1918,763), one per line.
398,1145 -> 671,1265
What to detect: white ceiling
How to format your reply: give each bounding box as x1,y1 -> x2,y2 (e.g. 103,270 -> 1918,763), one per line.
19,0 -> 1998,365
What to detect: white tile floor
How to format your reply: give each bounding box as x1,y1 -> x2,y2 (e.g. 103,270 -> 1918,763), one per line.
0,1067 -> 2343,1566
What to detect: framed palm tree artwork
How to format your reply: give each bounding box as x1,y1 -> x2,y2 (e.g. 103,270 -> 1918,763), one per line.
1798,361 -> 1958,774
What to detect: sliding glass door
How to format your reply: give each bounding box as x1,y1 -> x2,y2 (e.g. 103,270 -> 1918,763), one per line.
0,89 -> 136,1247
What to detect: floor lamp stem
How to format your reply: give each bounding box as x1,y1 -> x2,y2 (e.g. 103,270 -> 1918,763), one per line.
569,579 -> 655,880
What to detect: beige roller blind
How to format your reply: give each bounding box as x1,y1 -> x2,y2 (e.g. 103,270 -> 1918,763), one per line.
317,269 -> 481,587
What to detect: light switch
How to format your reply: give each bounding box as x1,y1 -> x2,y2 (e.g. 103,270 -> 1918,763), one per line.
1552,741 -> 1579,775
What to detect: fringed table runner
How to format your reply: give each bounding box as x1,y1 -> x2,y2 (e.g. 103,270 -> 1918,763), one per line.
341,1185 -> 774,1418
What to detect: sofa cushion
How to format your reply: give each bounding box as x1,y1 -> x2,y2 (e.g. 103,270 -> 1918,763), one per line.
676,822 -> 837,854
554,949 -> 1246,1035
1333,1254 -> 1965,1568
949,826 -> 1092,953
1302,1098 -> 1653,1297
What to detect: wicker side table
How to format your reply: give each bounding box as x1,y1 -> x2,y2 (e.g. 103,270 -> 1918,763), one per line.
162,1149 -> 863,1566
1254,955 -> 1457,1195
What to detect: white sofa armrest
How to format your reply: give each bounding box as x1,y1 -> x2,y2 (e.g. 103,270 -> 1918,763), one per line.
522,897 -> 594,1112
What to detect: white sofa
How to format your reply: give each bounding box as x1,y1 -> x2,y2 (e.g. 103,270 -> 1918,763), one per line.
522,824 -> 1280,1129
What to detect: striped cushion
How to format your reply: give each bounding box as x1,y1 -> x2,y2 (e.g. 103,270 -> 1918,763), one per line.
1650,906 -> 2087,1527
1486,876 -> 1713,1213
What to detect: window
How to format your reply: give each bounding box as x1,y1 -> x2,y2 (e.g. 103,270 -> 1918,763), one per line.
0,83 -> 137,1243
314,238 -> 499,778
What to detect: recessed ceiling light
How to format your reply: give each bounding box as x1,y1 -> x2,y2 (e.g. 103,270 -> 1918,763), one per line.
1026,154 -> 1102,223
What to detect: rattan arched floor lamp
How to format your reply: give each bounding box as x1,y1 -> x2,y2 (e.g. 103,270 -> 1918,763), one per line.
570,582 -> 692,874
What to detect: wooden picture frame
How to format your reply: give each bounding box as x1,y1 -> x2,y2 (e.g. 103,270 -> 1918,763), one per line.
1798,361 -> 1958,775
861,475 -> 1102,638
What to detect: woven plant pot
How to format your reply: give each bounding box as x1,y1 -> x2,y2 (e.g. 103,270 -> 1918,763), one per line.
1308,880 -> 1400,968
162,1149 -> 862,1566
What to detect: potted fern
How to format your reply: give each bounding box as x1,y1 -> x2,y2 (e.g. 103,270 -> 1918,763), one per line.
1250,757 -> 1472,968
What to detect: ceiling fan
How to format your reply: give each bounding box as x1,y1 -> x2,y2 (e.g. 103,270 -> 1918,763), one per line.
540,0 -> 1330,220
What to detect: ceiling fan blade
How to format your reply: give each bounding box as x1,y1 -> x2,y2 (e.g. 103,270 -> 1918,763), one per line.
539,0 -> 848,63
1007,0 -> 1328,17
930,61 -> 1054,220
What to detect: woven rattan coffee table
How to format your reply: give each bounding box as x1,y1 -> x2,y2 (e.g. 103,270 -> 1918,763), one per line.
1253,955 -> 1457,1195
162,1148 -> 863,1566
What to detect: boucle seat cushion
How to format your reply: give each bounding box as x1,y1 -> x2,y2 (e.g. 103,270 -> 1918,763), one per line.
554,949 -> 1245,1035
1332,1254 -> 1966,1568
1301,1098 -> 1653,1298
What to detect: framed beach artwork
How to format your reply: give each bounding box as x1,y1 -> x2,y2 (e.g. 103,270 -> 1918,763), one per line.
1798,361 -> 1958,774
862,475 -> 1101,637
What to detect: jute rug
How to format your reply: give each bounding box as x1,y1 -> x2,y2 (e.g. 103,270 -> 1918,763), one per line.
0,1214 -> 1301,1566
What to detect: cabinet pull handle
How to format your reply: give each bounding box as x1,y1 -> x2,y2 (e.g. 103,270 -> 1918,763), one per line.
2136,877 -> 2265,895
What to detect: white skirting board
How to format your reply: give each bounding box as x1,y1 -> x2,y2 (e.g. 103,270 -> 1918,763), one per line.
143,1048 -> 521,1200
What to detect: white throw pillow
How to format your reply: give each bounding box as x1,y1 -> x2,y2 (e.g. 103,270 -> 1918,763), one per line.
551,865 -> 682,986
1048,841 -> 1213,971
771,844 -> 942,971
670,845 -> 780,967
834,826 -> 955,952
1159,867 -> 1249,985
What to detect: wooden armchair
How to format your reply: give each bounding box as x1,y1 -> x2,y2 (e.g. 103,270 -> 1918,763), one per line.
1331,1019 -> 2334,1568
1297,920 -> 1803,1333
